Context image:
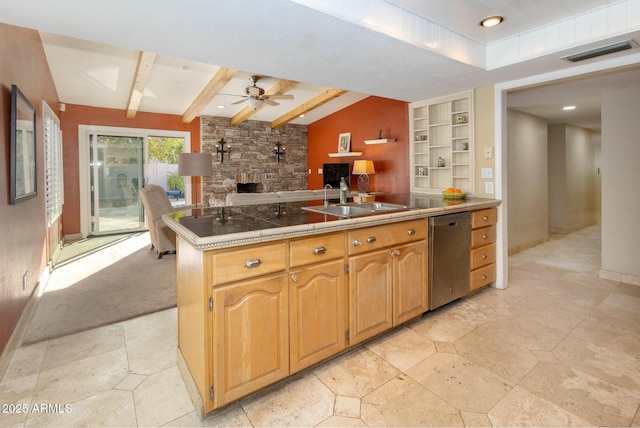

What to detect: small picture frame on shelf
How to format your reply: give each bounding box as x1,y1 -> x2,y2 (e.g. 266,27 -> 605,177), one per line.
338,132 -> 351,153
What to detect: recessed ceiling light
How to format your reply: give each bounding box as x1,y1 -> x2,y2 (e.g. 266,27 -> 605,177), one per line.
563,105 -> 576,111
217,105 -> 225,109
299,114 -> 305,118
480,16 -> 504,27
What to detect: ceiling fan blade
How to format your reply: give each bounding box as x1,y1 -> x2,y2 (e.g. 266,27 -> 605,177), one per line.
264,94 -> 294,100
263,99 -> 279,106
231,98 -> 247,105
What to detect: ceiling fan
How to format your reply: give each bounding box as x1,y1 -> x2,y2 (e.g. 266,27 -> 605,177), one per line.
232,75 -> 294,109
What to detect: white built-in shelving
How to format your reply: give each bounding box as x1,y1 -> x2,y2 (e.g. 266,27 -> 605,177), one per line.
409,91 -> 474,194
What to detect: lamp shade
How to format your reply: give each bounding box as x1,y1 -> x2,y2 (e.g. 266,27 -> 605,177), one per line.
178,153 -> 213,176
352,160 -> 375,175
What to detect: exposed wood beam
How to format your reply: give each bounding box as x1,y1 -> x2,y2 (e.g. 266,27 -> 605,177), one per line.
182,67 -> 238,123
231,79 -> 298,126
126,51 -> 156,119
271,88 -> 347,129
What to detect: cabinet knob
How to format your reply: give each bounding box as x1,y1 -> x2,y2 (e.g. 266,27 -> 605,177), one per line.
313,246 -> 327,254
482,274 -> 488,280
291,274 -> 299,282
482,234 -> 488,239
482,254 -> 488,259
407,228 -> 416,235
366,236 -> 377,243
244,259 -> 262,268
483,215 -> 489,221
389,249 -> 400,257
352,239 -> 363,246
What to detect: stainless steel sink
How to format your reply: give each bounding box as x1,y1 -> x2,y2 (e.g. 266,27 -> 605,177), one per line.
302,202 -> 409,217
355,202 -> 408,211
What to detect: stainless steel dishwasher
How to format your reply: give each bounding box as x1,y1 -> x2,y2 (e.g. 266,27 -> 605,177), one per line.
429,212 -> 471,310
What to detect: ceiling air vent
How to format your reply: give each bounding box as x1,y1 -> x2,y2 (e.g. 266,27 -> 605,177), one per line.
564,40 -> 636,63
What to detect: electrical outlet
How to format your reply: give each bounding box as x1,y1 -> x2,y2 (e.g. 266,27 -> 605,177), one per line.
481,168 -> 493,179
318,168 -> 323,174
485,181 -> 494,194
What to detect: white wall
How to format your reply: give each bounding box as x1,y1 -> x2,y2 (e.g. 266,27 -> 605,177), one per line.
548,124 -> 599,233
601,84 -> 640,283
507,109 -> 549,252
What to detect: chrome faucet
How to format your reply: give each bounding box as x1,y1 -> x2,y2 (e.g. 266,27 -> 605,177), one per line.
339,177 -> 349,204
324,184 -> 332,207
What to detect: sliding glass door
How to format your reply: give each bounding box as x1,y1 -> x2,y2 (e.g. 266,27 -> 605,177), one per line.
80,126 -> 191,237
90,134 -> 146,235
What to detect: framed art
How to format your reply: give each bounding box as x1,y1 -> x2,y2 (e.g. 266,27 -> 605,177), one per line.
338,132 -> 351,153
10,84 -> 37,204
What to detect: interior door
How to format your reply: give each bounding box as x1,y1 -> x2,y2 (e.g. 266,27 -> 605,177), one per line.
90,134 -> 146,235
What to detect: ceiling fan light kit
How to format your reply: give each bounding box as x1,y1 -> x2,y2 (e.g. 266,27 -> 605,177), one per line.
232,75 -> 295,110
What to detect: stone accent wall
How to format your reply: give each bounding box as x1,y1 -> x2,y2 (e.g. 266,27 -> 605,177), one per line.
200,116 -> 308,203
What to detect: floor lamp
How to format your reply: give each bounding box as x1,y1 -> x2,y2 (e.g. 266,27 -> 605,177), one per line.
178,152 -> 213,212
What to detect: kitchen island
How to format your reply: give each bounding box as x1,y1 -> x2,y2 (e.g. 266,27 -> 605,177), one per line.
164,193 -> 500,417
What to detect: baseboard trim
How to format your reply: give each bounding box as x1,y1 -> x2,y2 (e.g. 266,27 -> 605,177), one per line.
599,269 -> 640,287
0,268 -> 50,380
508,235 -> 550,256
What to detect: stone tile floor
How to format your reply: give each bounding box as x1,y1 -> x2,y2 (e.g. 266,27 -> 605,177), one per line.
1,224 -> 639,427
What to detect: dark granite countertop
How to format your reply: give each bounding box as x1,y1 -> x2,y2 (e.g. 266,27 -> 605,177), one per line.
164,193 -> 500,251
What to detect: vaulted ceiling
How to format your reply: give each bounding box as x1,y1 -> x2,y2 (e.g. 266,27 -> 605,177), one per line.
2,0 -> 639,129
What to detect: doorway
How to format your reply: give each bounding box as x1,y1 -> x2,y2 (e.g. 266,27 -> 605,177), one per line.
79,126 -> 191,237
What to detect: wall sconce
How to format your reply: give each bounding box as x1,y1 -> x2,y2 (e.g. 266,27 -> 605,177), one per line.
352,159 -> 375,193
215,138 -> 230,163
274,141 -> 286,163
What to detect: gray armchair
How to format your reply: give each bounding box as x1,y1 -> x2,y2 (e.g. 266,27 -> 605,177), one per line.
139,184 -> 178,259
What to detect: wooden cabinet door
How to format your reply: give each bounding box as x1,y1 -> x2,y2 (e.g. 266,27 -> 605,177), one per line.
348,250 -> 393,345
393,241 -> 429,326
211,275 -> 289,407
289,260 -> 345,374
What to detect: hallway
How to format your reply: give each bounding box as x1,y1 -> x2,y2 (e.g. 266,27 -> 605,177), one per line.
1,225 -> 639,427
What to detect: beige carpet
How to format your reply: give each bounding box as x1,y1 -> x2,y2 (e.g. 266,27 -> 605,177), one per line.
23,232 -> 176,344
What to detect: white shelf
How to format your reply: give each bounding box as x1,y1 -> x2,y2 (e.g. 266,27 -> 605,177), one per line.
364,138 -> 395,145
328,151 -> 362,157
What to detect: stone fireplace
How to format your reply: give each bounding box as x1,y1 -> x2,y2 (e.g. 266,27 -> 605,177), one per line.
200,116 -> 308,203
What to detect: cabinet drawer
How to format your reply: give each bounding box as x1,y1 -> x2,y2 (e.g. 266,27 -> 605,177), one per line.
290,232 -> 345,268
348,219 -> 426,255
470,263 -> 496,291
210,242 -> 287,286
470,243 -> 496,270
472,208 -> 497,229
471,225 -> 496,248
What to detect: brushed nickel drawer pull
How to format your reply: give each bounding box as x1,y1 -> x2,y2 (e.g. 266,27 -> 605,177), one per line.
313,246 -> 327,254
407,228 -> 416,235
245,259 -> 262,268
352,239 -> 363,246
482,234 -> 488,239
366,236 -> 377,243
291,274 -> 299,282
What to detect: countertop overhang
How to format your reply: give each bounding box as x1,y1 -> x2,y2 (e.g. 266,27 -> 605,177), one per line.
163,193 -> 501,251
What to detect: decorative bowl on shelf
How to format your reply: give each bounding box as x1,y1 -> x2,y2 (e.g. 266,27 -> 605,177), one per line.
442,190 -> 467,199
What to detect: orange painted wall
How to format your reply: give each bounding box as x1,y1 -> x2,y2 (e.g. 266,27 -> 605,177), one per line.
0,23 -> 60,354
307,96 -> 409,193
60,104 -> 201,235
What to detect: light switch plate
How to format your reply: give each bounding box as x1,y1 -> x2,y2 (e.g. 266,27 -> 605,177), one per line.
481,168 -> 493,179
318,168 -> 323,174
485,181 -> 494,194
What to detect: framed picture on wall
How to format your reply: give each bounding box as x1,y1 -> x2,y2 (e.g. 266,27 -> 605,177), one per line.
10,84 -> 37,205
338,132 -> 351,153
